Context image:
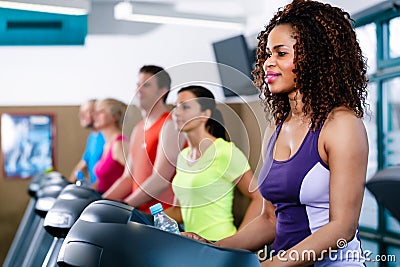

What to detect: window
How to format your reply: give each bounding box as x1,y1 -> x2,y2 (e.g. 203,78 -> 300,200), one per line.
387,246 -> 400,266
357,23 -> 377,74
359,82 -> 378,230
360,239 -> 379,267
382,77 -> 400,167
386,209 -> 400,234
389,17 -> 400,59
355,3 -> 400,266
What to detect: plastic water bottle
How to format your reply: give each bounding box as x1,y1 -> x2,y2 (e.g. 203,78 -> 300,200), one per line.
149,203 -> 180,235
75,171 -> 90,188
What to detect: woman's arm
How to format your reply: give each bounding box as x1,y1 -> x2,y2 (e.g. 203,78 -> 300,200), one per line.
216,199 -> 276,251
263,110 -> 368,266
102,132 -> 133,201
112,139 -> 128,166
164,197 -> 183,224
235,170 -> 264,229
90,180 -> 98,191
182,199 -> 276,251
102,163 -> 133,201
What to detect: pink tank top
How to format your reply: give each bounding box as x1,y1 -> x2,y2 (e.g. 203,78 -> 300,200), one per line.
94,135 -> 127,193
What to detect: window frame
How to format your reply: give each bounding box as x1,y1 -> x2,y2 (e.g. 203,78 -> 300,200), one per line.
354,1 -> 400,263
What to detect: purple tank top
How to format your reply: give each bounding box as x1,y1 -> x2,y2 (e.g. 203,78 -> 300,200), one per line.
258,120 -> 364,266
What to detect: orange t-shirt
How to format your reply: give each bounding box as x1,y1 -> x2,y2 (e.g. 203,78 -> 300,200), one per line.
129,112 -> 174,212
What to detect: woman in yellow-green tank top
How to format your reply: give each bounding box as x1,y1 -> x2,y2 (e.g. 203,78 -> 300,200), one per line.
165,85 -> 262,241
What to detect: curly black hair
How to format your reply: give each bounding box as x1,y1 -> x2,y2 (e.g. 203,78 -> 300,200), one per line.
252,0 -> 368,129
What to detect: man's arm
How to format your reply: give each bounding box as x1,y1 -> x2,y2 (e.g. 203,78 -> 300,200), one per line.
124,120 -> 185,207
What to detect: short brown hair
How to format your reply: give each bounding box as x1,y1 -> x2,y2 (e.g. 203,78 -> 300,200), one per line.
139,65 -> 171,103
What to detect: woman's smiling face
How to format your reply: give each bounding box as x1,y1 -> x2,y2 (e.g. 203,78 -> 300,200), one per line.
264,24 -> 297,95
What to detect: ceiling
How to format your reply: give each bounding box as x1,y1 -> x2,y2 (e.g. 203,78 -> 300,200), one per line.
0,0 -> 387,37
88,0 -> 259,35
88,0 -> 387,35
323,0 -> 385,13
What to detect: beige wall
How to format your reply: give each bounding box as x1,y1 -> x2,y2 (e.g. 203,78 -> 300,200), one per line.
0,101 -> 268,264
0,106 -> 86,265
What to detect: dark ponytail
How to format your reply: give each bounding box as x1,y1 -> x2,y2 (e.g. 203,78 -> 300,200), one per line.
178,85 -> 229,141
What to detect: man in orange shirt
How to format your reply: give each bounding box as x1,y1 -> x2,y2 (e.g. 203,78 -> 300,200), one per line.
103,65 -> 185,212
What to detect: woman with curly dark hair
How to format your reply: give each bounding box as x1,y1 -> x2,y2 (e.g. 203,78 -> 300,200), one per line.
183,0 -> 369,266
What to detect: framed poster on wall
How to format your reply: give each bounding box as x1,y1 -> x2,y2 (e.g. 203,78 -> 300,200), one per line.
1,113 -> 55,179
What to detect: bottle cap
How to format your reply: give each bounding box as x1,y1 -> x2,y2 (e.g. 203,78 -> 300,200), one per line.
76,171 -> 84,181
149,203 -> 163,215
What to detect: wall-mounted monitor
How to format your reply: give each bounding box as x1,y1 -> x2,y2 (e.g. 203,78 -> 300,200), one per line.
212,35 -> 258,98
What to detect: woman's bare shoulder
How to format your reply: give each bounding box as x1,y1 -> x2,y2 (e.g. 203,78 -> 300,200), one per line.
324,107 -> 363,129
321,107 -> 367,148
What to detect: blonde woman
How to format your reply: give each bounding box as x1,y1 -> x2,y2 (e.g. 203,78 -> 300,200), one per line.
92,98 -> 128,193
